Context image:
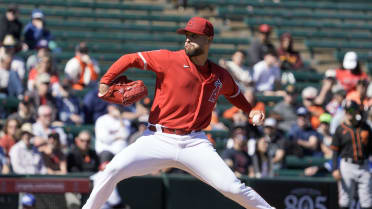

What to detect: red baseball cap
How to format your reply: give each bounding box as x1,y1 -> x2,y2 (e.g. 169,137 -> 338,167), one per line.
176,17 -> 214,37
258,24 -> 272,33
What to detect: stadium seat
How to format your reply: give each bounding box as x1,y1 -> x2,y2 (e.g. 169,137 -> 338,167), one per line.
274,169 -> 304,177
306,40 -> 372,51
218,7 -> 372,21
244,17 -> 372,31
189,0 -> 372,12
0,97 -> 19,113
51,32 -> 247,47
334,51 -> 372,62
276,29 -> 372,41
285,155 -> 328,169
19,19 -> 183,33
63,124 -> 95,137
0,0 -> 164,12
290,71 -> 324,82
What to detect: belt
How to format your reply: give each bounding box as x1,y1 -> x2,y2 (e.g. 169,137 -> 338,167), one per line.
148,125 -> 201,135
343,157 -> 366,165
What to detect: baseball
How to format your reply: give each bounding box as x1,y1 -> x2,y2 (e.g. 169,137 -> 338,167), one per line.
252,114 -> 261,124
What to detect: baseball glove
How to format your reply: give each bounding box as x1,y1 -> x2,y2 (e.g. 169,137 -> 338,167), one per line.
99,75 -> 148,106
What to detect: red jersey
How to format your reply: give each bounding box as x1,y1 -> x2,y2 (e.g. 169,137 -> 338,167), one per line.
336,69 -> 368,93
101,50 -> 252,131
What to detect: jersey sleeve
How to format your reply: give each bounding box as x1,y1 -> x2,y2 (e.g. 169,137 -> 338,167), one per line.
138,50 -> 171,73
100,50 -> 170,84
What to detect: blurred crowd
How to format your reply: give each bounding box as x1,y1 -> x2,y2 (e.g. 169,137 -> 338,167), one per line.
0,4 -> 371,184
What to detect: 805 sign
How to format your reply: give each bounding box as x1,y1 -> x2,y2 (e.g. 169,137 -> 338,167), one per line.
285,195 -> 327,209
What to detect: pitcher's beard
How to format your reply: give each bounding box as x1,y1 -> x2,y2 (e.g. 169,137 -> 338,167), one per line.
185,46 -> 204,57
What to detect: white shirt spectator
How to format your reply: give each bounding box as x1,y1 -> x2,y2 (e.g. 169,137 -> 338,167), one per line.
0,68 -> 9,89
64,56 -> 100,86
253,60 -> 280,92
95,114 -> 131,155
32,121 -> 68,146
11,56 -> 25,80
9,140 -> 46,174
225,61 -> 252,84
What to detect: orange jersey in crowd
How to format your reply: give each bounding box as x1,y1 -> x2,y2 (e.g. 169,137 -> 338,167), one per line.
346,90 -> 372,108
336,69 -> 368,93
28,68 -> 59,84
101,50 -> 252,131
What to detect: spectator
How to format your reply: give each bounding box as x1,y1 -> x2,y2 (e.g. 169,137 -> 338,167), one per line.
222,127 -> 253,178
0,146 -> 10,174
0,4 -> 22,42
277,32 -> 303,71
67,130 -> 99,173
252,136 -> 274,178
346,79 -> 372,109
23,9 -> 52,50
26,73 -> 56,110
301,86 -> 325,129
0,118 -> 20,156
9,123 -> 46,174
219,50 -> 252,89
318,113 -> 333,159
314,69 -> 337,107
326,85 -> 346,116
0,34 -> 25,80
83,84 -> 108,124
261,118 -> 287,170
287,107 -> 321,157
55,78 -> 84,125
0,53 -> 23,98
336,51 -> 369,94
41,132 -> 67,175
95,105 -> 131,156
26,39 -> 53,71
32,105 -> 67,148
27,53 -> 59,91
21,193 -> 36,209
64,42 -> 100,90
247,24 -> 276,66
270,84 -> 298,132
330,98 -> 348,135
8,98 -> 36,125
252,49 -> 281,94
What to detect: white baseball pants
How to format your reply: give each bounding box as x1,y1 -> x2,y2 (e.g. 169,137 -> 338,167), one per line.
339,158 -> 372,208
82,129 -> 273,209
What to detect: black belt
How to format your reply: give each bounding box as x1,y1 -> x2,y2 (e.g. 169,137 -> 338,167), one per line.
343,157 -> 366,165
148,125 -> 201,135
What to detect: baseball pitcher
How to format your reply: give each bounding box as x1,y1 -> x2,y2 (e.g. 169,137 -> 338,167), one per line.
82,17 -> 273,209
